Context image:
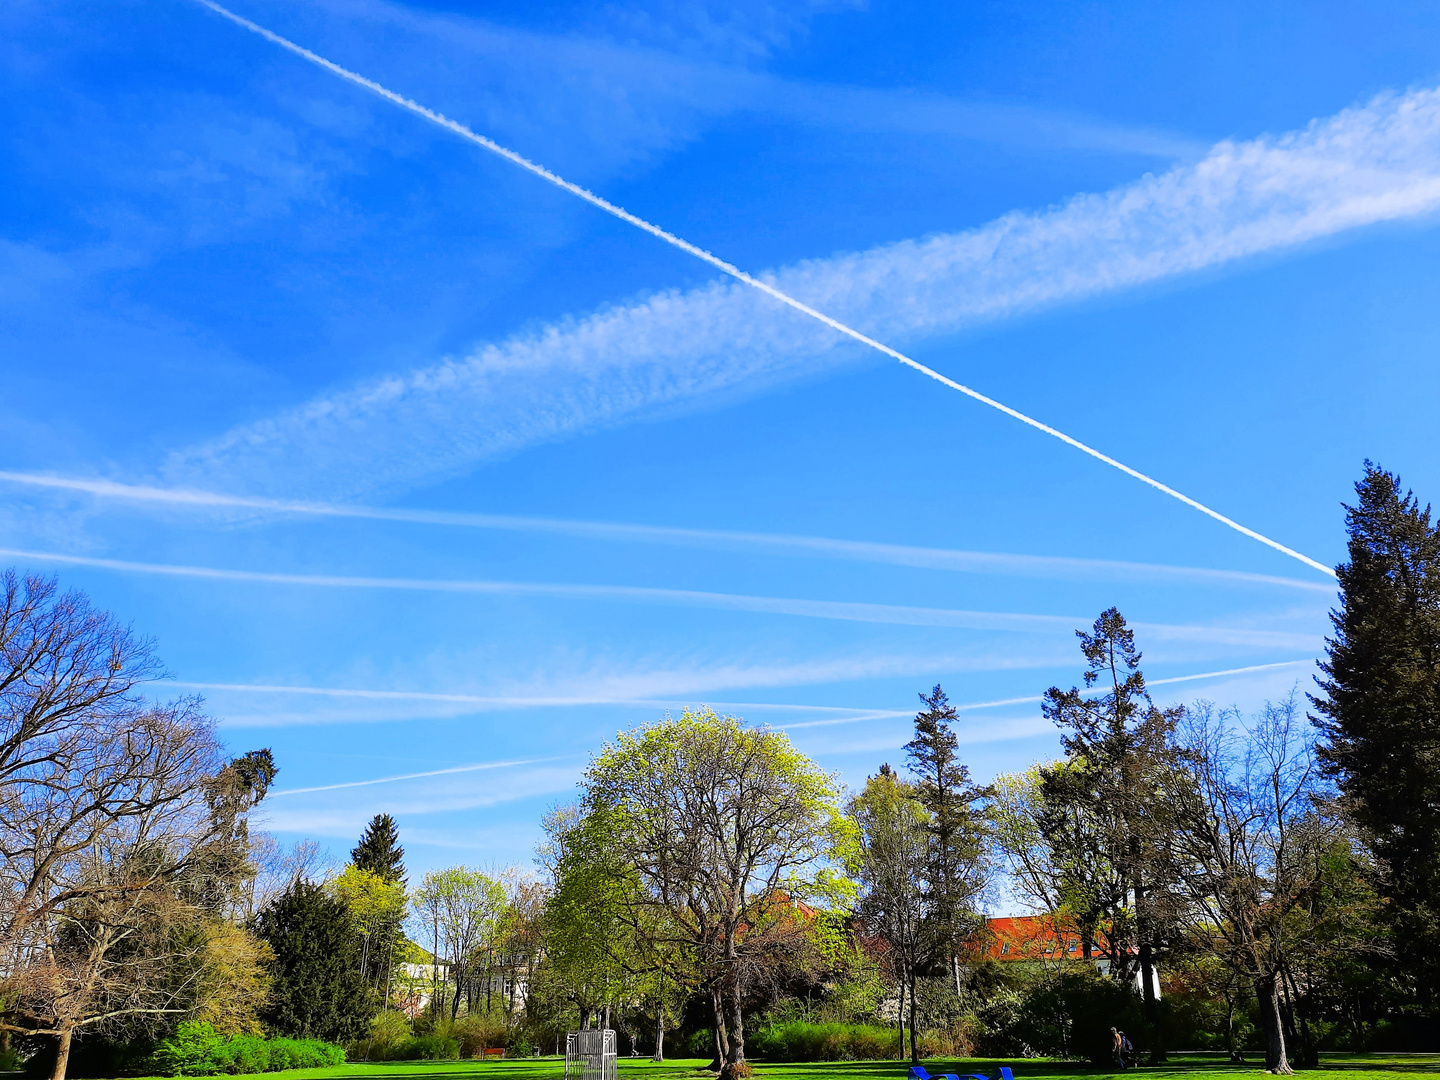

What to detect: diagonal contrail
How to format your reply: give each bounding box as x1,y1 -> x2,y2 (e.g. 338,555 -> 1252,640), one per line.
190,0 -> 1334,579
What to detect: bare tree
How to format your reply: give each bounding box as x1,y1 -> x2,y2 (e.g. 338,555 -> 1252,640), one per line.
1172,693 -> 1325,1074
0,572 -> 271,1079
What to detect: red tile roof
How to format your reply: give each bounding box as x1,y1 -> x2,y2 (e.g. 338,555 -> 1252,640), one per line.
984,915 -> 1085,961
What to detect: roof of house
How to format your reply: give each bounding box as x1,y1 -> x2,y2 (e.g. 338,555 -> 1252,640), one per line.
985,915 -> 1085,962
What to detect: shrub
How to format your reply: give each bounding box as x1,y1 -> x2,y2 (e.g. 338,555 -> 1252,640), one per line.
350,1011 -> 412,1061
987,967 -> 1148,1063
149,1022 -> 345,1076
449,1014 -> 507,1058
685,1029 -> 715,1059
748,1022 -> 901,1062
392,1035 -> 460,1061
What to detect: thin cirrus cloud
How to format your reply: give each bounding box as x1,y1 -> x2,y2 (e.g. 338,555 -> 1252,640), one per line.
1,545 -> 1320,650
189,658 -> 1313,730
182,649 -> 1077,729
255,761 -> 583,837
277,0 -> 1199,175
166,81 -> 1440,502
0,470 -> 1334,592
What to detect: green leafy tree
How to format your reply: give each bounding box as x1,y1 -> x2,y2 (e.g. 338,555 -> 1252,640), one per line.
848,765 -> 936,1063
409,867 -> 506,1020
328,865 -> 407,998
581,709 -> 845,1071
1313,462 -> 1440,1010
252,880 -> 374,1042
540,806 -> 631,1030
990,764 -> 1066,915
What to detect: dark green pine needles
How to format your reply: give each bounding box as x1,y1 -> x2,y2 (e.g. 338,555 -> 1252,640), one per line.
351,813 -> 407,885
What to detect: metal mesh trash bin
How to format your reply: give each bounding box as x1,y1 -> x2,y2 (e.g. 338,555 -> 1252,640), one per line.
565,1029 -> 617,1080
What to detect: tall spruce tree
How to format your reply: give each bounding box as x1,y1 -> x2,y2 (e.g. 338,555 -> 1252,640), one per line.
351,813 -> 407,886
904,685 -> 989,992
1313,462 -> 1440,1008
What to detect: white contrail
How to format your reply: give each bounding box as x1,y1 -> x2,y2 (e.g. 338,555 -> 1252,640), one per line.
0,470 -> 1332,592
189,0 -> 1334,579
778,659 -> 1314,729
0,545 -> 1317,648
178,658 -> 1311,724
268,754 -> 569,796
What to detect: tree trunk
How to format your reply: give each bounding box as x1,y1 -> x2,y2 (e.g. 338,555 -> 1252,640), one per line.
907,970 -> 920,1064
707,985 -> 729,1071
652,1009 -> 665,1062
1282,963 -> 1317,1069
1138,937 -> 1165,1062
50,1028 -> 73,1080
952,954 -> 962,996
1255,972 -> 1293,1074
896,980 -> 906,1061
1224,993 -> 1240,1061
726,975 -> 746,1065
579,1004 -> 592,1031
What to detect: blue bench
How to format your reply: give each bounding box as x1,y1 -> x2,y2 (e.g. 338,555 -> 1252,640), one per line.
909,1066 -> 1014,1080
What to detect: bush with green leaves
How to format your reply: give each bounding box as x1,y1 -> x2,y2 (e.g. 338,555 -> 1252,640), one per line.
348,1011 -> 413,1062
980,966 -> 1148,1062
748,1021 -> 901,1061
148,1022 -> 345,1076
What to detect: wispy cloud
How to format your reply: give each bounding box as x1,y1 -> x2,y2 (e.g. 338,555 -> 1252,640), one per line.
267,754 -> 568,795
778,659 -> 1314,729
255,761 -> 581,835
168,81 -> 1440,506
275,0 -> 1197,174
2,545 -> 1320,650
0,470 -> 1334,592
188,658 -> 1314,731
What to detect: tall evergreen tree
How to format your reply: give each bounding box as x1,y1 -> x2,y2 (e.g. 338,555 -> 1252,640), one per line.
253,880 -> 374,1042
1313,462 -> 1440,1008
351,813 -> 407,886
904,685 -> 989,991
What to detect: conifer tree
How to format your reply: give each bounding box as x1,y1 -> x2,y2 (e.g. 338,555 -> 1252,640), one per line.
1040,609 -> 1185,1058
253,880 -> 374,1042
1313,462 -> 1440,1008
351,813 -> 406,886
904,685 -> 989,992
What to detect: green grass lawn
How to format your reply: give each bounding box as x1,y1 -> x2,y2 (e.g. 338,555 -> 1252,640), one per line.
113,1053 -> 1440,1080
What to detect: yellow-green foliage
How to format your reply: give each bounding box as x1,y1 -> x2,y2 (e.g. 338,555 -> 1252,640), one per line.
193,921 -> 273,1036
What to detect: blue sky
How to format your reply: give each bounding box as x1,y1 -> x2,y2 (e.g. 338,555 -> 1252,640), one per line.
5,0 -> 1440,886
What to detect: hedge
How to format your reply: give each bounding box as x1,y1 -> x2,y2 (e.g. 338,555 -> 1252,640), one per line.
748,1021 -> 902,1061
149,1023 -> 346,1076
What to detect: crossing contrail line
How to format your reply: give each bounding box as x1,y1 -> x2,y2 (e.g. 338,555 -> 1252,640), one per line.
191,0 -> 1335,579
